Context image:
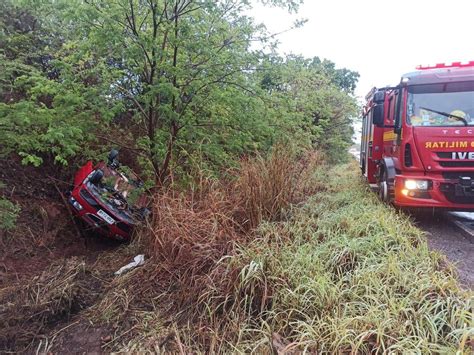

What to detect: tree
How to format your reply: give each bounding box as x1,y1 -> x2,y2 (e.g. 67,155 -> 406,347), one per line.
309,56 -> 360,93
0,0 -> 119,166
1,0 -> 358,181
257,55 -> 358,161
54,0 -> 301,183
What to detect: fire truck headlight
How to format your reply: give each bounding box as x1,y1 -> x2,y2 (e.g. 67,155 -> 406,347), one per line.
404,179 -> 429,190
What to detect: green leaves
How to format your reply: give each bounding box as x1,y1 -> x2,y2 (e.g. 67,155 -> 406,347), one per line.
0,0 -> 103,165
255,54 -> 358,162
0,197 -> 20,231
0,66 -> 100,165
0,182 -> 20,231
0,0 -> 358,179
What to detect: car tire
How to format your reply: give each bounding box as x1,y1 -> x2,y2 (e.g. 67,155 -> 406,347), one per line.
89,169 -> 104,184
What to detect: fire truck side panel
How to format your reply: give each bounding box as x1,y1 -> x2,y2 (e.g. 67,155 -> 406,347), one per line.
361,103 -> 382,184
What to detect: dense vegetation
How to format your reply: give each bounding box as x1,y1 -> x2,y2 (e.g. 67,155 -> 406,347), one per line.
82,158 -> 474,352
4,1 -> 471,353
0,0 -> 360,233
3,148 -> 471,352
0,0 -> 357,179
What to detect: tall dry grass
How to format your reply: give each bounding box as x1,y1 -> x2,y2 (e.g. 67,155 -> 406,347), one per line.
100,158 -> 473,353
235,145 -> 323,230
0,258 -> 92,352
143,146 -> 323,315
92,146 -> 324,350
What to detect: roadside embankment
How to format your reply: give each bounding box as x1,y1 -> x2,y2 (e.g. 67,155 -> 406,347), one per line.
91,157 -> 473,353
4,151 -> 471,353
223,163 -> 473,353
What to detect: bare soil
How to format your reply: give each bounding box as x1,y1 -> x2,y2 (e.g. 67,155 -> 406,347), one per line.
49,321 -> 108,354
410,211 -> 474,288
0,157 -> 124,353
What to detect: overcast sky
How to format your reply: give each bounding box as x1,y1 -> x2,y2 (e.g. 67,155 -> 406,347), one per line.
249,0 -> 474,101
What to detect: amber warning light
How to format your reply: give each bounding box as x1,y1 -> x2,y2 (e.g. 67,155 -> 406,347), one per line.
416,61 -> 474,70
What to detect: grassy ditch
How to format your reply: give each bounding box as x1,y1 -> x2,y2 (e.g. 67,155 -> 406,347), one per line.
219,165 -> 473,353
93,154 -> 472,353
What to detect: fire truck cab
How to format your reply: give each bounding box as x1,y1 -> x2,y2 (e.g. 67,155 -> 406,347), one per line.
361,61 -> 474,210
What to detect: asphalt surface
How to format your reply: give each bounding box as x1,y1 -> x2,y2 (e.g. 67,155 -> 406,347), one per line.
411,211 -> 474,289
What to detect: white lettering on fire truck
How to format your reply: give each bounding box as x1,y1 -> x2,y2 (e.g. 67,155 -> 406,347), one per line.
442,129 -> 474,134
451,152 -> 474,159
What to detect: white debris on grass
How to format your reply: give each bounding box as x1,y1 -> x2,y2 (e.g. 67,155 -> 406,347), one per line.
114,254 -> 145,275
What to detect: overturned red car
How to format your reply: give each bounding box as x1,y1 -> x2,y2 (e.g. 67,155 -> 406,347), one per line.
68,150 -> 149,241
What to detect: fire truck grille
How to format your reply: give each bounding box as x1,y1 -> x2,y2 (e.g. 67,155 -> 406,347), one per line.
441,190 -> 474,204
442,172 -> 474,180
436,152 -> 452,158
404,144 -> 413,167
439,161 -> 474,168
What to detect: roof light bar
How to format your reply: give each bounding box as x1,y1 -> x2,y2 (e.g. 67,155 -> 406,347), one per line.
416,61 -> 474,70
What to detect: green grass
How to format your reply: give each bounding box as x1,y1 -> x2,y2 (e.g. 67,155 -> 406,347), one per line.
196,163 -> 474,353
100,162 -> 473,353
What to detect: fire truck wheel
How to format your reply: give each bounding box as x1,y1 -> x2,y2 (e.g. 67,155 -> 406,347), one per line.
378,169 -> 389,202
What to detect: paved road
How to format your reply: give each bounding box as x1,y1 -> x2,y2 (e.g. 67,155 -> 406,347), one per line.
412,211 -> 474,289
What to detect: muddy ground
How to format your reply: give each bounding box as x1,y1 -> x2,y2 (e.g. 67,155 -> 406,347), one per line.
0,157 -> 130,353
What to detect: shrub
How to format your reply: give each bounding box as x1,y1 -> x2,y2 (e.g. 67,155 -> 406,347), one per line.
0,181 -> 20,232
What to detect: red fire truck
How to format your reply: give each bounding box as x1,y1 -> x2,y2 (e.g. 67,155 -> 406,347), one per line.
361,61 -> 474,209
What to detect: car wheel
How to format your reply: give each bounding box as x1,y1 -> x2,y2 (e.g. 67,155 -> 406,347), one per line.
89,169 -> 104,184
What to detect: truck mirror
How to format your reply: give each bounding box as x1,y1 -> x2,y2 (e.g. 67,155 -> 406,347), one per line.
373,104 -> 384,126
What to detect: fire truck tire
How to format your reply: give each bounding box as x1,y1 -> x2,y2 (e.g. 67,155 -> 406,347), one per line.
378,168 -> 395,203
379,158 -> 396,203
378,169 -> 389,202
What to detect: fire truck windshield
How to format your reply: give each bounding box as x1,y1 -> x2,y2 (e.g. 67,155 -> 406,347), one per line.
406,81 -> 474,126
